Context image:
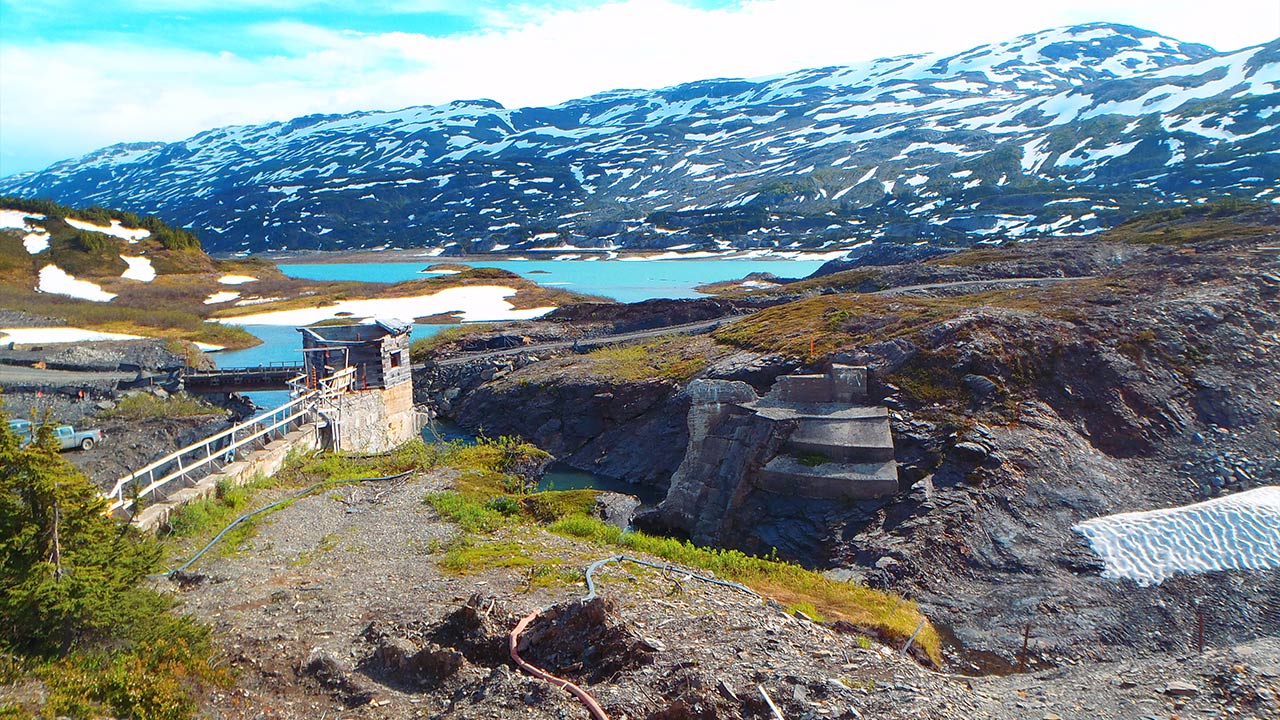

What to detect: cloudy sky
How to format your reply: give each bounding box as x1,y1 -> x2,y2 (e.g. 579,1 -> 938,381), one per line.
1,0 -> 1277,176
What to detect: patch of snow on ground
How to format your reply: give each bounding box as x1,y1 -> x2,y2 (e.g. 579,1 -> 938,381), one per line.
218,274 -> 258,285
23,232 -> 50,254
204,291 -> 242,304
37,265 -> 116,302
1074,487 -> 1280,587
215,286 -> 555,326
0,209 -> 45,230
64,217 -> 151,243
119,255 -> 155,282
0,327 -> 144,344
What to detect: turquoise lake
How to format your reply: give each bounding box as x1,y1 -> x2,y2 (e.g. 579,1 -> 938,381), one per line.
275,257 -> 828,304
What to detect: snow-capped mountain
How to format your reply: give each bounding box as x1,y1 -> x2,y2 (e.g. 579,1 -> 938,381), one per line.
2,23 -> 1277,255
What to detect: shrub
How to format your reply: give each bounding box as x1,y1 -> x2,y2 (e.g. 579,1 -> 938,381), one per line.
99,392 -> 221,421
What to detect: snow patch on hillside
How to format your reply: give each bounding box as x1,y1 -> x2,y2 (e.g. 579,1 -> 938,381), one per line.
0,327 -> 144,344
0,209 -> 45,230
23,232 -> 50,254
119,255 -> 155,282
204,291 -> 241,304
218,274 -> 258,284
215,286 -> 555,325
64,217 -> 151,243
1,209 -> 51,253
37,265 -> 116,302
1074,487 -> 1280,586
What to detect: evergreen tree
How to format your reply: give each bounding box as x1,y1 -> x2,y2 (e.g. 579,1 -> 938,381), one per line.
0,413 -> 164,657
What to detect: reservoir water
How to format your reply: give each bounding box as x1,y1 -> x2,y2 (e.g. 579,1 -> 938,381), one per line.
277,257 -> 828,304
218,257 -> 826,369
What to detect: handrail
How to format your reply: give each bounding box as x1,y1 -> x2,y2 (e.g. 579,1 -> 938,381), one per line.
102,391 -> 314,505
101,365 -> 359,516
107,402 -> 314,514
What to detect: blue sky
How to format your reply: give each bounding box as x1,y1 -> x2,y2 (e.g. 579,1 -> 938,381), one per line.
2,0 -> 1277,176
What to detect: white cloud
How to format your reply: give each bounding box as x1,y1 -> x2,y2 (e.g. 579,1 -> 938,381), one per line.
2,0 -> 1277,175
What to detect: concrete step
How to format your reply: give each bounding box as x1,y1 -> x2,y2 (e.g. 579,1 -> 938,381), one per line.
757,455 -> 899,500
747,401 -> 888,422
783,415 -> 895,463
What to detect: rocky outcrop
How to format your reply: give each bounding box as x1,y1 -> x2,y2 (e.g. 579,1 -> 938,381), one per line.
418,354 -> 691,488
643,365 -> 901,545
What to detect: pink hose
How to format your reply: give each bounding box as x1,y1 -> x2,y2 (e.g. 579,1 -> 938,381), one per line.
509,609 -> 611,720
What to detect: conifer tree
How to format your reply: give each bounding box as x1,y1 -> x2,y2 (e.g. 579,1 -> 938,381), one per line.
0,413 -> 163,656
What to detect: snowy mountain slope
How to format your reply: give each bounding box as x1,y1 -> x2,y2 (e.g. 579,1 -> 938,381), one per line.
1,23 -> 1277,255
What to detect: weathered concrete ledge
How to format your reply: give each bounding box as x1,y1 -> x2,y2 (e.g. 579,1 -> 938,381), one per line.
132,422 -> 322,533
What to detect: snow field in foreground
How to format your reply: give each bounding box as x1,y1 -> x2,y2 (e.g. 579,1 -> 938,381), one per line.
1074,487 -> 1280,586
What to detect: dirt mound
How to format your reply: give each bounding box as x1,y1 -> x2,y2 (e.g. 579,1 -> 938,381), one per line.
519,596 -> 657,684
425,593 -> 519,667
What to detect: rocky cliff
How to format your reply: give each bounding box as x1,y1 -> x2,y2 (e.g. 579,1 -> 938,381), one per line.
696,208 -> 1280,667
414,207 -> 1279,669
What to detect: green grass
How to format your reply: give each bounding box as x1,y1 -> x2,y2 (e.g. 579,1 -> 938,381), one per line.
162,474 -> 284,561
583,339 -> 708,382
547,515 -> 941,665
797,452 -> 830,467
786,601 -> 827,623
409,323 -> 499,361
413,433 -> 942,664
438,539 -> 539,574
98,392 -> 222,421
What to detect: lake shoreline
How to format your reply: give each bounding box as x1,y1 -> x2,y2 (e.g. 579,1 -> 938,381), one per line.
216,247 -> 848,265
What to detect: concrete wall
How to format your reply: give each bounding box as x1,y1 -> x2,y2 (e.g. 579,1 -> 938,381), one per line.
325,382 -> 427,454
132,423 -> 321,533
756,456 -> 899,500
772,374 -> 830,404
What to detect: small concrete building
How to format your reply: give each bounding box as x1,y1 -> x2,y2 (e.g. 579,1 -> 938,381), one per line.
298,319 -> 424,453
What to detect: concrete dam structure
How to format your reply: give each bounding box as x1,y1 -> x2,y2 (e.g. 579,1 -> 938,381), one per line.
748,365 -> 899,500
650,364 -> 899,546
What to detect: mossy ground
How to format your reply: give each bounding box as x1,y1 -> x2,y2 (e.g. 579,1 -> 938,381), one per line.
419,439 -> 943,665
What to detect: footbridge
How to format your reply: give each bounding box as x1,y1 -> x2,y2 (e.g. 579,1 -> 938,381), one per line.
102,367 -> 356,526
183,362 -> 306,394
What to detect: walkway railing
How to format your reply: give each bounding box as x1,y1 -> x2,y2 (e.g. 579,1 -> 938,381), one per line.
102,366 -> 356,517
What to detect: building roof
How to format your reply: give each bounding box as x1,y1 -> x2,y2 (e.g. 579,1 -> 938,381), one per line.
297,318 -> 412,345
